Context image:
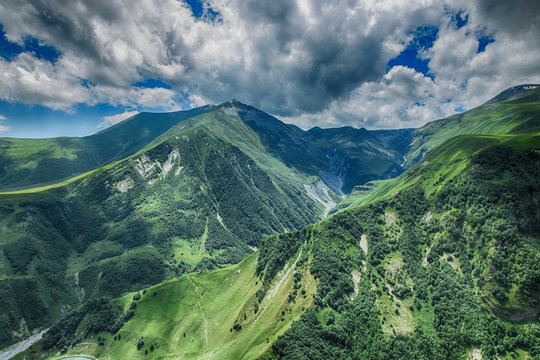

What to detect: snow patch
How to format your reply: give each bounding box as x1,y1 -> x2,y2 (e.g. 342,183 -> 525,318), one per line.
424,211 -> 433,223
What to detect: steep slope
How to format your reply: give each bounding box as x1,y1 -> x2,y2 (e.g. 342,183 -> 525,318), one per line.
0,98 -> 416,351
405,85 -> 540,167
158,101 -> 412,195
303,126 -> 413,193
38,250 -> 317,360
483,84 -> 539,105
37,131 -> 540,360
0,126 -> 323,350
271,133 -> 540,359
0,106 -> 214,191
0,100 -> 413,196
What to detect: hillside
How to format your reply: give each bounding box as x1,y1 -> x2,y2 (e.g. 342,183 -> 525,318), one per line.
0,124 -> 326,350
0,99 -> 416,351
2,85 -> 540,359
29,129 -> 540,359
405,85 -> 540,167
302,126 -> 413,193
0,106 -> 215,191
0,100 -> 412,196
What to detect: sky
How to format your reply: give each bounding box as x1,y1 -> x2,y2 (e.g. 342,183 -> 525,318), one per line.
0,0 -> 539,138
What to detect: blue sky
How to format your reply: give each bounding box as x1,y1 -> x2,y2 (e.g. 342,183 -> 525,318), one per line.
0,0 -> 538,137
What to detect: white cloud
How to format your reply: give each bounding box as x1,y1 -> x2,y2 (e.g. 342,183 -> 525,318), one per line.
0,0 -> 538,129
0,114 -> 9,133
0,53 -> 92,111
97,110 -> 140,129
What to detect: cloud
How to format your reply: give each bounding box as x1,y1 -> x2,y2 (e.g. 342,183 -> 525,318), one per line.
0,114 -> 10,133
0,53 -> 92,111
0,0 -> 538,130
97,110 -> 139,129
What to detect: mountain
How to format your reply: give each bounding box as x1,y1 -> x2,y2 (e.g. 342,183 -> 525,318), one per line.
2,84 -> 540,359
483,84 -> 540,105
302,126 -> 413,193
0,100 -> 412,195
0,106 -> 215,191
0,123 -> 328,349
404,84 -> 540,167
32,130 -> 540,360
0,100 -> 412,350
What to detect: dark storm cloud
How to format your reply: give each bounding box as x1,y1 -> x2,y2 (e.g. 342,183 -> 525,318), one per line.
476,0 -> 540,35
6,0 -> 114,59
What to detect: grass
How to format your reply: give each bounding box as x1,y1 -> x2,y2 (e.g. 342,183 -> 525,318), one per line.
50,250 -> 317,360
406,99 -> 540,165
335,132 -> 540,212
375,252 -> 416,336
0,106 -> 215,192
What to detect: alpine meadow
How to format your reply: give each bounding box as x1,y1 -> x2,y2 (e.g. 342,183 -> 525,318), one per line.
0,1 -> 539,360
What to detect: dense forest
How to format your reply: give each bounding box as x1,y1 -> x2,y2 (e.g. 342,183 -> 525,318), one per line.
260,143 -> 540,359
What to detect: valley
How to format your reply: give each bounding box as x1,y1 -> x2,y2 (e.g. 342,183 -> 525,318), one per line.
1,84 -> 539,360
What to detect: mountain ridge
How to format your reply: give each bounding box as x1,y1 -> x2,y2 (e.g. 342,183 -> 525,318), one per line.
1,84 -> 539,358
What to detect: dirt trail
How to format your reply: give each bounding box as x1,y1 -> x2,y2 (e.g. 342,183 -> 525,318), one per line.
187,276 -> 208,347
199,220 -> 208,255
263,235 -> 306,311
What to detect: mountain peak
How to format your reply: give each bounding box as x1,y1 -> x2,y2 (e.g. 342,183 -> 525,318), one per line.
483,84 -> 539,105
219,98 -> 244,108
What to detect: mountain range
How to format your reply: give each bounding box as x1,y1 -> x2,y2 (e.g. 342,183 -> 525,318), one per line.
0,84 -> 539,360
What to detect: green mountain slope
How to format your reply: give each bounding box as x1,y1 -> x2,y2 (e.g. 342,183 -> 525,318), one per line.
405,85 -> 540,167
0,106 -> 214,191
0,125 -> 325,349
3,85 -> 540,359
0,100 -> 413,195
303,126 -> 413,193
36,131 -> 539,359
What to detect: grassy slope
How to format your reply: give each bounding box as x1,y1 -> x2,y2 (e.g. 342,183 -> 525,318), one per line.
21,131 -> 540,360
0,125 -> 325,350
155,107 -> 319,190
340,131 -> 540,211
405,87 -> 540,167
45,248 -> 317,360
0,106 -> 214,191
267,132 -> 539,359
